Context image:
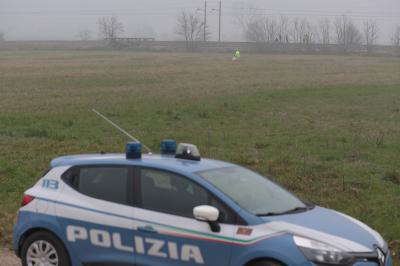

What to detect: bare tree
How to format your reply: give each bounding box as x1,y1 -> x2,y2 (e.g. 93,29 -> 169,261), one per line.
319,18 -> 331,48
333,15 -> 362,53
0,32 -> 4,42
234,2 -> 259,38
263,17 -> 278,43
291,17 -> 306,43
391,25 -> 400,49
176,12 -> 209,50
301,19 -> 315,46
240,15 -> 278,43
77,29 -> 92,41
363,19 -> 379,53
290,17 -> 315,47
291,17 -> 302,43
241,14 -> 316,51
278,15 -> 290,43
241,15 -> 263,42
97,16 -> 124,42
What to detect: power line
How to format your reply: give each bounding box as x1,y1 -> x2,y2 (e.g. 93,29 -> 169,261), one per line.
225,6 -> 400,19
0,7 -> 398,22
1,5 -> 398,18
225,13 -> 400,21
227,6 -> 400,16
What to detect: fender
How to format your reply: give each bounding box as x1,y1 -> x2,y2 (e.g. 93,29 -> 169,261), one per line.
14,211 -> 59,249
14,211 -> 82,266
231,234 -> 310,266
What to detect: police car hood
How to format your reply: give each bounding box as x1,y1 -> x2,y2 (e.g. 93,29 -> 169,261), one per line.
259,206 -> 386,253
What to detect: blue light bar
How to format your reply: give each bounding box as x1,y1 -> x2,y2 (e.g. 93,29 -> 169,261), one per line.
126,141 -> 142,159
161,139 -> 177,155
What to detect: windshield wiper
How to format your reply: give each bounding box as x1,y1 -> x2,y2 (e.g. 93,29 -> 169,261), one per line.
256,211 -> 284,217
256,206 -> 311,217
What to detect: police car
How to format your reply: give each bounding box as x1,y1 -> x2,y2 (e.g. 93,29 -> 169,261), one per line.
13,140 -> 391,266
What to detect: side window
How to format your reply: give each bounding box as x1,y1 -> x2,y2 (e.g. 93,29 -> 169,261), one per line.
64,166 -> 130,205
211,197 -> 236,225
139,168 -> 209,218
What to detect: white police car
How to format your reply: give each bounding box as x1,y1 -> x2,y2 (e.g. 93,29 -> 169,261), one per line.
13,140 -> 391,266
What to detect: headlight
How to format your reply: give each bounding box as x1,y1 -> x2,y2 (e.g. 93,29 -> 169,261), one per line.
293,235 -> 354,265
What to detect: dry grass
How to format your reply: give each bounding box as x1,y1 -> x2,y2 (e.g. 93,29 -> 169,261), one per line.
1,52 -> 399,113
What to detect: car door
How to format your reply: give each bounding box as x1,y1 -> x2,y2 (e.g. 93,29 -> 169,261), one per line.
56,165 -> 136,265
133,167 -> 236,266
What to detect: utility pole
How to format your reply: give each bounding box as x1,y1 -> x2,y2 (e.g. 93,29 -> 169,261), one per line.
204,0 -> 207,42
218,0 -> 222,42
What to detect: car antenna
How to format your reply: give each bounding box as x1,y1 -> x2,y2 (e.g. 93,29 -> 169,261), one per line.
92,109 -> 152,155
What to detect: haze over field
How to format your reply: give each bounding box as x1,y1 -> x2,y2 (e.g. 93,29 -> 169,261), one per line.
0,0 -> 399,43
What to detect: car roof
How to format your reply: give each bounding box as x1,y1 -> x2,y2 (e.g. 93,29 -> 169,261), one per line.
50,153 -> 235,174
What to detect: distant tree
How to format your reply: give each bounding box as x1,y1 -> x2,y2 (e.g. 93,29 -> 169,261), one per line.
301,19 -> 315,46
241,16 -> 257,42
278,15 -> 290,43
0,32 -> 5,42
97,16 -> 124,42
265,17 -> 278,42
234,2 -> 259,38
333,15 -> 362,53
290,17 -> 315,47
391,25 -> 400,49
241,15 -> 264,42
239,15 -> 278,43
291,17 -> 303,43
318,18 -> 331,48
363,19 -> 379,53
77,29 -> 92,41
175,11 -> 209,50
240,14 -> 318,50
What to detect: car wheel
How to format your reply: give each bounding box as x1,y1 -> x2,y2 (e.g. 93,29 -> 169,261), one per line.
21,231 -> 70,266
248,260 -> 284,266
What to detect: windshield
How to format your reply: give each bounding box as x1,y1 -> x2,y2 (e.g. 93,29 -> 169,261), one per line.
198,167 -> 307,216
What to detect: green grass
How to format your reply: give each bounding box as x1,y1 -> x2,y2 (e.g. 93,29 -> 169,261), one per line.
0,51 -> 400,262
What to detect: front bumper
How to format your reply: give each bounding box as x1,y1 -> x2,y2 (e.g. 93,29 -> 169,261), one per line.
313,249 -> 392,266
351,249 -> 392,266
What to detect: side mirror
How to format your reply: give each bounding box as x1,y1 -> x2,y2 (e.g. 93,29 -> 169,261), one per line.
193,205 -> 221,233
193,205 -> 219,221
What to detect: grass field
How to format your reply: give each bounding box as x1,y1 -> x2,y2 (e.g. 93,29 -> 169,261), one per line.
0,51 -> 400,262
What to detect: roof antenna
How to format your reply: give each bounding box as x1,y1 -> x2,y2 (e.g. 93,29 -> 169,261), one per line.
92,109 -> 152,155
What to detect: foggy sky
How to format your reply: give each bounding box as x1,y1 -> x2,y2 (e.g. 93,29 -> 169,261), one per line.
0,0 -> 399,43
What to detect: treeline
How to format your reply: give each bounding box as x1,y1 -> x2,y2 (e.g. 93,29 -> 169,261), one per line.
239,14 -> 400,54
172,9 -> 400,54
3,11 -> 398,56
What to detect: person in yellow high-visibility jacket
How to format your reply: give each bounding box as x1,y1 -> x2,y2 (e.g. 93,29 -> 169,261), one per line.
232,49 -> 241,61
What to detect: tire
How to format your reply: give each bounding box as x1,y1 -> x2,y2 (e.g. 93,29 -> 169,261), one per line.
248,260 -> 284,266
21,231 -> 70,266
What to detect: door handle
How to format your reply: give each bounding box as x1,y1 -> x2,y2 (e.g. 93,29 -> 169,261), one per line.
137,225 -> 158,234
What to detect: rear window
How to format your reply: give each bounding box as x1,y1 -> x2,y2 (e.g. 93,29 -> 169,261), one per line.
63,166 -> 130,205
